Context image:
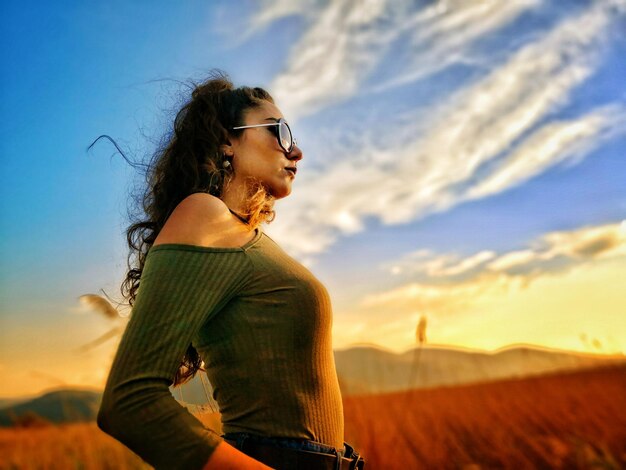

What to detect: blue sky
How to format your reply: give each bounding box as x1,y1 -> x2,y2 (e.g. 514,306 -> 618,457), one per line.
1,0 -> 625,397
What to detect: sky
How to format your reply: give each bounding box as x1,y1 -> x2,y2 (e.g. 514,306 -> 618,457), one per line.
1,0 -> 625,398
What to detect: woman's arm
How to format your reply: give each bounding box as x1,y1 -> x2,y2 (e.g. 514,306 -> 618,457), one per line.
98,248 -> 253,467
203,441 -> 273,469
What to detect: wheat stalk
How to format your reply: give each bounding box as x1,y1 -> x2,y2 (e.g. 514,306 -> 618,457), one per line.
408,315 -> 427,390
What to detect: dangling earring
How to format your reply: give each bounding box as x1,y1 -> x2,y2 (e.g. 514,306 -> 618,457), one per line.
222,152 -> 233,170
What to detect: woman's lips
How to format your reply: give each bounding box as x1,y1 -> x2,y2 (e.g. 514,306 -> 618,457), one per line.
285,167 -> 297,177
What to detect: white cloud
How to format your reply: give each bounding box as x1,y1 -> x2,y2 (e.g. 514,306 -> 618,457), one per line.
351,221 -> 626,344
385,222 -> 626,284
266,3 -> 626,258
268,0 -> 401,119
425,250 -> 498,278
487,250 -> 538,273
340,222 -> 626,353
371,0 -> 541,93
249,0 -> 319,30
360,271 -> 516,317
262,0 -> 537,120
465,107 -> 626,200
215,0 -> 323,46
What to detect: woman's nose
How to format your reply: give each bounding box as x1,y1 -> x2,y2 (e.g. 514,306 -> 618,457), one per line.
287,144 -> 303,162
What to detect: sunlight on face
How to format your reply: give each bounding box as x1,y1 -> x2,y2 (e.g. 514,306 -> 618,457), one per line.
228,101 -> 302,199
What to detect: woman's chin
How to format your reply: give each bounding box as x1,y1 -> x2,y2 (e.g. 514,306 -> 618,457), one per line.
270,184 -> 292,200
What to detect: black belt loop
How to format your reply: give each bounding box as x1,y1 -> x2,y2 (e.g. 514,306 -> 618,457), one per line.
334,448 -> 343,470
346,444 -> 363,470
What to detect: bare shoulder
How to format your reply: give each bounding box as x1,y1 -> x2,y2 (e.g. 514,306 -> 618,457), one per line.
153,193 -> 254,248
170,192 -> 229,222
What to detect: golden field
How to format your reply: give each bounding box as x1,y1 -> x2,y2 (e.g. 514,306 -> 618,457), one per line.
1,365 -> 624,469
0,421 -> 148,470
344,364 -> 626,469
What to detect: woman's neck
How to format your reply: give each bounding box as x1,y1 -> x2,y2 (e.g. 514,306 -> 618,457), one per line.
220,181 -> 248,218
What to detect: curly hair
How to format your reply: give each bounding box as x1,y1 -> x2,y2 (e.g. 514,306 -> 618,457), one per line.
121,71 -> 275,386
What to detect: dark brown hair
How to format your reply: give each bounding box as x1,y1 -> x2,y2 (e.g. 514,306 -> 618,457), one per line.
118,71 -> 275,386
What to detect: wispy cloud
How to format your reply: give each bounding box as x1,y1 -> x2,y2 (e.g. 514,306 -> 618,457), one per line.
361,274 -> 512,315
234,0 -> 327,44
379,221 -> 626,300
267,2 -> 626,258
248,0 -> 320,30
370,0 -> 542,93
262,0 -> 538,119
347,221 -> 626,352
213,0 -> 322,48
389,250 -> 498,278
465,108 -> 626,200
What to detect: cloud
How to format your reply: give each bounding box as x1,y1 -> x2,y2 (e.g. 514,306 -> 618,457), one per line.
370,0 -> 542,93
212,0 -> 323,48
346,222 -> 626,352
333,254 -> 626,353
389,250 -> 498,278
267,3 -> 626,258
232,0 -> 327,44
360,273 -> 514,315
489,223 -> 626,273
268,0 -> 407,119
261,0 -> 538,120
249,0 -> 320,30
465,108 -> 626,200
383,221 -> 626,289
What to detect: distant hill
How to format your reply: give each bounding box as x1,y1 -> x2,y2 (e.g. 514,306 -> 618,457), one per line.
0,397 -> 29,409
334,344 -> 626,395
0,389 -> 102,427
4,345 -> 623,425
170,344 -> 626,403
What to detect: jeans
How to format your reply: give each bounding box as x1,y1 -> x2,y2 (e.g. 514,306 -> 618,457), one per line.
221,432 -> 357,460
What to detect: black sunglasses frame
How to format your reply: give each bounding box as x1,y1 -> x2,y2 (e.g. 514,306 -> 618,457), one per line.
231,118 -> 297,153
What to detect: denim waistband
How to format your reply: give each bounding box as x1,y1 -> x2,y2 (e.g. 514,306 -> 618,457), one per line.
221,432 -> 348,457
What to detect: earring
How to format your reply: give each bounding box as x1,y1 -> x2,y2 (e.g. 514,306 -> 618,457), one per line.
223,159 -> 231,169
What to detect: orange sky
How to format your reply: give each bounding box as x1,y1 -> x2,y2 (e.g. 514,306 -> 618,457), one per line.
2,243 -> 624,399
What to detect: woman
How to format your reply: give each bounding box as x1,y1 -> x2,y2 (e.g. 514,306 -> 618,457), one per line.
97,72 -> 365,470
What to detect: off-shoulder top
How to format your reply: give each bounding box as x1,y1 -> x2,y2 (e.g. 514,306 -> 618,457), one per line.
97,228 -> 344,469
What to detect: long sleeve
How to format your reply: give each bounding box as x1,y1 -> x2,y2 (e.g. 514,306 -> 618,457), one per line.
97,245 -> 252,470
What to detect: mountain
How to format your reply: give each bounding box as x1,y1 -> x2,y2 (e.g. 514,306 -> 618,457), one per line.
0,389 -> 102,427
4,345 -> 622,424
170,344 -> 625,403
334,344 -> 626,395
0,397 -> 29,409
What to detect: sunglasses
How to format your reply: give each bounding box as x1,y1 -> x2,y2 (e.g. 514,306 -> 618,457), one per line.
232,118 -> 297,153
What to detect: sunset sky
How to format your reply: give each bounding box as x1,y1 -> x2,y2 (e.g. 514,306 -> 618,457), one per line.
1,0 -> 625,398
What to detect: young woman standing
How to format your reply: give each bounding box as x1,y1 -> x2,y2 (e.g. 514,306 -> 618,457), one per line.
97,73 -> 365,469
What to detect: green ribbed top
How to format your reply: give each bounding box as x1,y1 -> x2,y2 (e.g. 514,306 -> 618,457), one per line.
98,229 -> 344,469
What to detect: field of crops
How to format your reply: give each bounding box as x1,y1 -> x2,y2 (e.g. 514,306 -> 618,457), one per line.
1,364 -> 624,469
344,364 -> 626,469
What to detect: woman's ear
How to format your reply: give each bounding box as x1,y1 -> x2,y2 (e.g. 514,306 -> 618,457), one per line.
220,139 -> 235,158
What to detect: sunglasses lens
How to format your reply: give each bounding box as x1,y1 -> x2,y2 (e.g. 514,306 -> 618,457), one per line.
279,121 -> 292,152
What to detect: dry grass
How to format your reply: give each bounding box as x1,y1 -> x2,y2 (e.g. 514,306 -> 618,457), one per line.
0,365 -> 624,469
344,364 -> 626,469
0,422 -> 148,470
